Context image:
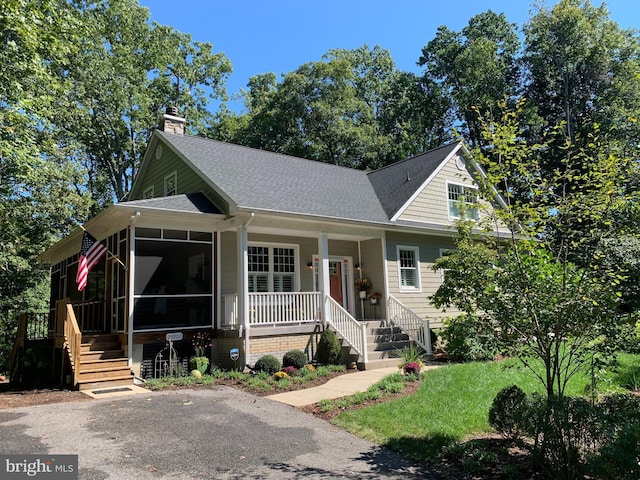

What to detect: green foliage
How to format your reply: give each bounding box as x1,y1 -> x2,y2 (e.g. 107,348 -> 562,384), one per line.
282,349 -> 308,369
439,314 -> 499,362
488,385 -> 528,440
397,344 -> 424,366
253,354 -> 281,375
419,10 -> 520,148
316,329 -> 342,365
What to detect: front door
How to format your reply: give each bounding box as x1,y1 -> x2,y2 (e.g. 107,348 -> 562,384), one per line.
329,261 -> 343,305
314,256 -> 354,314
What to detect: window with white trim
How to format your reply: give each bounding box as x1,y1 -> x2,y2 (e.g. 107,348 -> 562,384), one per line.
164,172 -> 177,196
248,245 -> 297,292
397,246 -> 421,291
447,183 -> 478,220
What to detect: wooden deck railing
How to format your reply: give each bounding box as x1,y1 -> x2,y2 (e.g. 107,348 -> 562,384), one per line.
56,299 -> 82,388
388,295 -> 433,355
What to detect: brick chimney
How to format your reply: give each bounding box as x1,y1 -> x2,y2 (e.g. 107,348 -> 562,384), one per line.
159,106 -> 185,135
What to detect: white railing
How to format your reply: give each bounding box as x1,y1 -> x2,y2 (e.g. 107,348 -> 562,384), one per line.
326,296 -> 368,364
388,295 -> 433,355
222,292 -> 322,328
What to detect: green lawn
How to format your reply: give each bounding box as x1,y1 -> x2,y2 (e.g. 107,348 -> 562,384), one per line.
332,355 -> 639,463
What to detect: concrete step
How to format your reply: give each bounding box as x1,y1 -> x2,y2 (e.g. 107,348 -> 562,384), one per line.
358,358 -> 403,370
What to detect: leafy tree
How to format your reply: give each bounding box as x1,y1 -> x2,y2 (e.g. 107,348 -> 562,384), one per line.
214,45 -> 450,169
0,0 -> 91,315
55,0 -> 232,206
432,105 -> 638,398
521,0 -> 640,171
419,10 -> 521,148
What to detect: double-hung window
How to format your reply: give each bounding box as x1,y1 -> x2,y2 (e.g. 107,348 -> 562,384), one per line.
397,246 -> 421,292
248,245 -> 297,292
447,183 -> 478,220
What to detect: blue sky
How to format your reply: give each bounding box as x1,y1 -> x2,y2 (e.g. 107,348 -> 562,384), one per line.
138,1 -> 640,112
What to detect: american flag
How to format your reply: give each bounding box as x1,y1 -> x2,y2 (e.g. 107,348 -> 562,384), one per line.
76,230 -> 108,291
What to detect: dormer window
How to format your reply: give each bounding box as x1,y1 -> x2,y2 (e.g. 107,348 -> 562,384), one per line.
164,172 -> 177,196
143,186 -> 154,199
447,183 -> 478,220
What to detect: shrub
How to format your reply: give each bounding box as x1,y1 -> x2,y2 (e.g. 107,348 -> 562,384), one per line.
254,354 -> 281,374
282,349 -> 308,369
402,361 -> 422,375
488,385 -> 529,440
440,314 -> 499,361
282,365 -> 297,376
317,329 -> 342,365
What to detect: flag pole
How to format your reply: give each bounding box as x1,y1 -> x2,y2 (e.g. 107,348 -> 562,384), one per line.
79,225 -> 127,270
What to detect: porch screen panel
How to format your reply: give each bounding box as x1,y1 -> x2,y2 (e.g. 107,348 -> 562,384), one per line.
134,234 -> 213,330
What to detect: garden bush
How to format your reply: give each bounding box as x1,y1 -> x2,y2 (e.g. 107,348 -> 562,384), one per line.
317,328 -> 342,365
439,313 -> 499,361
488,385 -> 529,440
254,354 -> 281,374
282,349 -> 307,369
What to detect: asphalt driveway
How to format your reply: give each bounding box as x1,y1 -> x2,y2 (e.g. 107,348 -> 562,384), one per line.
0,386 -> 437,479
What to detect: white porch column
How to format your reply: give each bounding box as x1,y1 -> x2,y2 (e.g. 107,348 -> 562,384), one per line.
127,225 -> 136,369
237,225 -> 249,365
318,233 -> 330,325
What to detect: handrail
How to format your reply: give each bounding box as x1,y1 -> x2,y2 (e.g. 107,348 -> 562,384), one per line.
388,295 -> 433,355
57,299 -> 82,388
326,296 -> 368,364
8,314 -> 28,382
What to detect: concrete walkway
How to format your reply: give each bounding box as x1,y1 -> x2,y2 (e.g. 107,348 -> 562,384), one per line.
266,366 -> 417,407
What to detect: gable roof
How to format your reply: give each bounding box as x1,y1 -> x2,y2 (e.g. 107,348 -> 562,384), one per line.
155,130 -> 390,224
367,141 -> 462,219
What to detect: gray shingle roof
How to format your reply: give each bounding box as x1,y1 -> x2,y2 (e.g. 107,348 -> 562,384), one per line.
118,192 -> 222,215
367,142 -> 461,218
154,131 -> 462,223
156,130 -> 390,223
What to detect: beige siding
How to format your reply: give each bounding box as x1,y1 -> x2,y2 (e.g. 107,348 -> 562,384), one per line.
399,153 -> 481,225
385,231 -> 458,329
357,238 -> 384,319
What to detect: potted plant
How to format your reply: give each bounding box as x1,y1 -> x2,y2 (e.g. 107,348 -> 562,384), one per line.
355,278 -> 372,299
190,331 -> 212,374
368,292 -> 382,304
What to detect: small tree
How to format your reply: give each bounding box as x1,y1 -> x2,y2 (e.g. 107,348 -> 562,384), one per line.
432,103 -> 635,398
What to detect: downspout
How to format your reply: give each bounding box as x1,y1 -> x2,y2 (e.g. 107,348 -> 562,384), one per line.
240,212 -> 255,367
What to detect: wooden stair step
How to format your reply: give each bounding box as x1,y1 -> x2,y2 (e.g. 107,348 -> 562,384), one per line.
78,369 -> 132,382
81,342 -> 121,353
80,350 -> 125,361
80,359 -> 129,371
78,377 -> 134,391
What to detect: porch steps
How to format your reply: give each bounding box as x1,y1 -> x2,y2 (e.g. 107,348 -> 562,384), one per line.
76,334 -> 133,391
358,320 -> 412,370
